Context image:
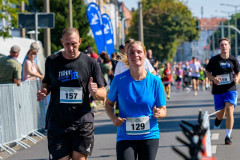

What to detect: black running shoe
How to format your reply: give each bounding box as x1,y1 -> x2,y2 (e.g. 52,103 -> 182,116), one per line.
225,136 -> 232,145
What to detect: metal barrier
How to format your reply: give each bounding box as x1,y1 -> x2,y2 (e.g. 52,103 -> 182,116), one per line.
0,80 -> 46,156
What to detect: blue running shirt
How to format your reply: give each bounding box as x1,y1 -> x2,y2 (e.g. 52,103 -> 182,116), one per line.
108,70 -> 166,142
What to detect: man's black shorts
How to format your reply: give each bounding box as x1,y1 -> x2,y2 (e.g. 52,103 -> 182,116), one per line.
47,122 -> 94,160
191,77 -> 199,80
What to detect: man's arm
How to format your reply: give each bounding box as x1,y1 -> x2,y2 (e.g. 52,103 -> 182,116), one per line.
13,78 -> 21,86
206,70 -> 220,85
92,87 -> 106,100
154,59 -> 159,69
37,83 -> 48,101
234,72 -> 240,84
88,77 -> 106,100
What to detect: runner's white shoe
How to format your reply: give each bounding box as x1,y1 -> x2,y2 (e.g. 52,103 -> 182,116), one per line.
194,91 -> 197,96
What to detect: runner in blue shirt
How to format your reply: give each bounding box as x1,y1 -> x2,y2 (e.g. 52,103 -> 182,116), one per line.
105,41 -> 167,160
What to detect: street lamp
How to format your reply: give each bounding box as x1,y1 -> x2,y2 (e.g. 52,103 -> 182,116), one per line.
220,3 -> 240,57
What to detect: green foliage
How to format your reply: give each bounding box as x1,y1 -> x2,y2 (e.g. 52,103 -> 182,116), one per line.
33,0 -> 96,54
209,13 -> 240,57
0,0 -> 28,38
128,0 -> 199,62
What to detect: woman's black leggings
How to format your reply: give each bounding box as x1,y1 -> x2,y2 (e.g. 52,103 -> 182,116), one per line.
116,139 -> 159,160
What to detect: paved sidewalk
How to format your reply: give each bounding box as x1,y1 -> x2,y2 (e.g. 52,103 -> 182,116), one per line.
0,100 -> 105,160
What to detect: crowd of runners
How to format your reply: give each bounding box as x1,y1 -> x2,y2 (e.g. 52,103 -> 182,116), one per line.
157,57 -> 211,99
35,26 -> 239,160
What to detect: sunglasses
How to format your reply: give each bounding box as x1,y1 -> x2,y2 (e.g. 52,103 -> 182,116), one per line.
30,51 -> 37,55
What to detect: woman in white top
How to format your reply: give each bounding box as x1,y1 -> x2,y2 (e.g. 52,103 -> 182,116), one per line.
22,50 -> 44,81
114,39 -> 156,76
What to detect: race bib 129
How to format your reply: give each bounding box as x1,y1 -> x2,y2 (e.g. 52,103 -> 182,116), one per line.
126,116 -> 150,135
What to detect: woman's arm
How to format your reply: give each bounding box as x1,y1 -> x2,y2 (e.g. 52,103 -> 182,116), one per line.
105,98 -> 126,127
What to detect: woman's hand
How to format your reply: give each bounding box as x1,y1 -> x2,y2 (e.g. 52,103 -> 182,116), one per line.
112,117 -> 126,127
153,107 -> 161,119
153,106 -> 167,119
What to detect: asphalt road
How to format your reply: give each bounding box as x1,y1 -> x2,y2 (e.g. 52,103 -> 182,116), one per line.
3,87 -> 240,160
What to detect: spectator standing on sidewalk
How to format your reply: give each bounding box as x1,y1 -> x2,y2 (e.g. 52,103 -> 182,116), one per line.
206,38 -> 240,145
99,51 -> 112,91
37,27 -> 106,160
22,42 -> 44,81
0,45 -> 21,86
85,45 -> 99,60
105,41 -> 166,160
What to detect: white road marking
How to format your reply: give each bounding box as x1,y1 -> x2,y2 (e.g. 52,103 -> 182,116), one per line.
211,133 -> 219,140
211,145 -> 217,154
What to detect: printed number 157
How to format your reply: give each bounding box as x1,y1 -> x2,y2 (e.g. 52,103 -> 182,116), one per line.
65,93 -> 77,99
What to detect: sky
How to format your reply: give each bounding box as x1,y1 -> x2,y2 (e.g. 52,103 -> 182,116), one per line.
120,0 -> 240,19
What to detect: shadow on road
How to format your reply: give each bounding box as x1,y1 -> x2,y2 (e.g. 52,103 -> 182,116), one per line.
94,123 -> 117,134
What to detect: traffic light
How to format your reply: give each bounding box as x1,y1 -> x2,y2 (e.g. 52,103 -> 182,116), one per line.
196,19 -> 201,31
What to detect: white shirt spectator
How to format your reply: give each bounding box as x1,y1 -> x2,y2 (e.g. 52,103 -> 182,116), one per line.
114,59 -> 154,76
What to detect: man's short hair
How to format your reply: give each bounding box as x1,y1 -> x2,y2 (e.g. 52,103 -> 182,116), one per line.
62,27 -> 80,38
10,45 -> 20,53
30,42 -> 39,51
219,38 -> 230,45
192,56 -> 196,60
119,44 -> 124,50
85,46 -> 93,54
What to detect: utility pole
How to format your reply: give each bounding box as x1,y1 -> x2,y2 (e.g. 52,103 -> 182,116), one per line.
138,2 -> 143,42
20,1 -> 25,38
35,13 -> 38,41
44,0 -> 51,57
69,0 -> 73,27
221,21 -> 224,38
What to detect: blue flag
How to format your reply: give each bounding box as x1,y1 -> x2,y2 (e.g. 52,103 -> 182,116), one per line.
86,2 -> 105,54
102,13 -> 115,57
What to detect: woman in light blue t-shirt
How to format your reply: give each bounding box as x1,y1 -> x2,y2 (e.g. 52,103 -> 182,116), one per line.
105,41 -> 167,160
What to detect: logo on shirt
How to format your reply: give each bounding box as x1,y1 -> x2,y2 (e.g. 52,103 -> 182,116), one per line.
220,62 -> 230,69
58,70 -> 79,82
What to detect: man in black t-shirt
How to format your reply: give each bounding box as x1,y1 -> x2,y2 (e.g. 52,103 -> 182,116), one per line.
37,27 -> 106,160
147,49 -> 158,70
206,38 -> 240,145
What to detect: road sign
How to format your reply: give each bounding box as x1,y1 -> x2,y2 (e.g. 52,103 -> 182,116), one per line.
18,13 -> 55,29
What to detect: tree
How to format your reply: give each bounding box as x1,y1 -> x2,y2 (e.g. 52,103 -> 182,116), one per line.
128,0 -> 199,62
32,0 -> 96,53
209,13 -> 240,57
0,0 -> 28,38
